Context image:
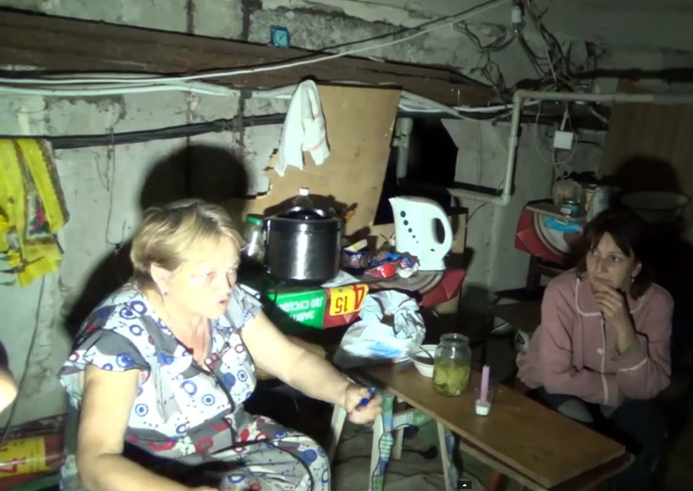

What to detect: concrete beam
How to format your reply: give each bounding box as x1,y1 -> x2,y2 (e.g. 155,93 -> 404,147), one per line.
0,10 -> 494,106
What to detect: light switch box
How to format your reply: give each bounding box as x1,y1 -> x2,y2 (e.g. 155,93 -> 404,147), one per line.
553,130 -> 574,150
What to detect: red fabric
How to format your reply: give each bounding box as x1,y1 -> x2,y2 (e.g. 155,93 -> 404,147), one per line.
419,269 -> 466,309
514,208 -> 566,264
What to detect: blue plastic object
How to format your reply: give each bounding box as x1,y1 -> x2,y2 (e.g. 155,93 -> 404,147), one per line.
357,387 -> 377,408
270,26 -> 290,48
544,216 -> 582,234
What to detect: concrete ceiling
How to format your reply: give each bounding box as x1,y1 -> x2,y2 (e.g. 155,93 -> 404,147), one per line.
540,0 -> 693,52
288,0 -> 693,53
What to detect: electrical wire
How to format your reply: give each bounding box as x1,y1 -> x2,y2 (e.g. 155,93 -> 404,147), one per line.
0,0 -> 511,89
532,102 -> 575,178
0,99 -> 601,150
0,81 -> 238,97
0,0 -> 610,134
0,0 -> 609,127
0,114 -> 286,149
453,20 -> 514,92
0,0 -> 610,142
0,93 -> 547,150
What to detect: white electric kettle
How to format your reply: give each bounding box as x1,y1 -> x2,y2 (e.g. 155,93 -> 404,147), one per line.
389,196 -> 454,271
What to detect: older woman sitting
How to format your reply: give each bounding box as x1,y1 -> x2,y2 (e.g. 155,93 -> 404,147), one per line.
517,207 -> 672,491
59,199 -> 380,491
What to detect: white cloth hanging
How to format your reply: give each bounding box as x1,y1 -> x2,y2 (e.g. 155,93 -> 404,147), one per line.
275,80 -> 330,176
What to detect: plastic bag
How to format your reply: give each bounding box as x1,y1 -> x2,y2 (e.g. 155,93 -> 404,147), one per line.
339,291 -> 425,361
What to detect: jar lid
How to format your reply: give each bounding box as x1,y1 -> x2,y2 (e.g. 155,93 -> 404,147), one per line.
440,333 -> 469,344
246,216 -> 263,226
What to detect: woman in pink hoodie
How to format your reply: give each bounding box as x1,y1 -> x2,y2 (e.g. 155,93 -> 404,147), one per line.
517,207 -> 672,491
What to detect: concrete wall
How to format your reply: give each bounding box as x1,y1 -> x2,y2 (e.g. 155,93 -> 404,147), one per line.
0,0 -> 688,424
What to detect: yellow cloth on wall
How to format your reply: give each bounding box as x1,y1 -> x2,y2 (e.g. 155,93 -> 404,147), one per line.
0,139 -> 68,286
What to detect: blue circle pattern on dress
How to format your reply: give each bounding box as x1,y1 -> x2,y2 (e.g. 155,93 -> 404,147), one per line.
226,473 -> 246,484
158,353 -> 175,365
302,449 -> 318,463
102,363 -> 113,370
129,324 -> 143,336
321,468 -> 330,483
202,394 -> 215,406
237,370 -> 248,382
119,306 -> 136,319
182,380 -> 197,395
135,403 -> 149,416
117,352 -> 135,368
129,300 -> 147,315
176,424 -> 187,434
222,372 -> 236,388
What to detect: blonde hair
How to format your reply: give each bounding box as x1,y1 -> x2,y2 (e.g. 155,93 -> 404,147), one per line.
130,199 -> 244,289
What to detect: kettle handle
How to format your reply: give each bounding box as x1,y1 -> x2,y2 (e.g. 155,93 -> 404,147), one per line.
422,201 -> 454,256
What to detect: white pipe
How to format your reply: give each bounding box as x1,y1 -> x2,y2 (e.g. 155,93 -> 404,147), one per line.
395,118 -> 414,180
446,88 -> 693,206
513,89 -> 656,105
445,91 -> 521,206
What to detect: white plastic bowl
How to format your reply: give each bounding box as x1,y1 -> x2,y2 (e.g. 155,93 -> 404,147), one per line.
408,344 -> 438,378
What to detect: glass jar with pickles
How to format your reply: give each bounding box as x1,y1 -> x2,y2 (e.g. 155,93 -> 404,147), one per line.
433,333 -> 472,396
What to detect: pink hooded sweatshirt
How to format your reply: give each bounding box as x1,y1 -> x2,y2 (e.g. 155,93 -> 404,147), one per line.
517,269 -> 673,407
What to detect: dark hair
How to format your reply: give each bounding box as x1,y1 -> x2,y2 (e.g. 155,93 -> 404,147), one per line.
575,206 -> 653,299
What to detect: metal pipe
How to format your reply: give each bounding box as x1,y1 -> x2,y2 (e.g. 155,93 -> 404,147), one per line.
445,88 -> 693,206
395,118 -> 414,180
513,89 -> 656,104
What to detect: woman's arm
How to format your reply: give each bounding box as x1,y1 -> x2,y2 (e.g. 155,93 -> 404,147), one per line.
77,365 -> 204,491
241,312 -> 379,421
612,291 -> 673,400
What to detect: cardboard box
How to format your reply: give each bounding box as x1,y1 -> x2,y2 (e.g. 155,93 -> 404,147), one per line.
265,283 -> 369,333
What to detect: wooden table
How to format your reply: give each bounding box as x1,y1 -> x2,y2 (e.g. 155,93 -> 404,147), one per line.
359,363 -> 633,491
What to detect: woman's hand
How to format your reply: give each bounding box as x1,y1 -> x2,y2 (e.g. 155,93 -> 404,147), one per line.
593,280 -> 632,330
343,384 -> 381,424
594,279 -> 637,353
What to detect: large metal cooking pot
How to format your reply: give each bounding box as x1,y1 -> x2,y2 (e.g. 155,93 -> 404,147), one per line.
264,205 -> 343,284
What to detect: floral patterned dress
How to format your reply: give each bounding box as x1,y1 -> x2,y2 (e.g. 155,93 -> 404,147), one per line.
58,283 -> 330,491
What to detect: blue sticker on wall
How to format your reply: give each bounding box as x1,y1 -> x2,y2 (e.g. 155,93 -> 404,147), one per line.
270,26 -> 290,48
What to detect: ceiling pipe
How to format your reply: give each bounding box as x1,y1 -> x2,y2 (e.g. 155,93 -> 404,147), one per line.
443,89 -> 693,206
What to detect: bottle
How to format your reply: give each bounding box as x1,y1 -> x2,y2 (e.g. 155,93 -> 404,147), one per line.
242,215 -> 265,262
432,333 -> 472,396
292,187 -> 313,208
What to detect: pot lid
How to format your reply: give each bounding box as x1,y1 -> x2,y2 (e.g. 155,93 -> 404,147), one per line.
278,206 -> 336,221
267,206 -> 343,232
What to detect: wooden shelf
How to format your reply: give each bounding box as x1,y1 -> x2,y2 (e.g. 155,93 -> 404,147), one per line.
526,202 -> 586,223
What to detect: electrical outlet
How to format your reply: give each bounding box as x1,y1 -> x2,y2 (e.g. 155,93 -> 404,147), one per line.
553,130 -> 574,150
